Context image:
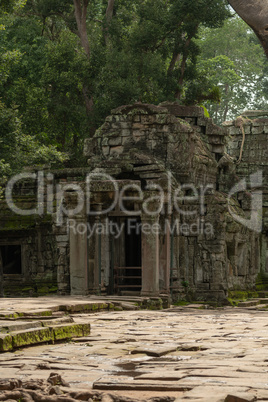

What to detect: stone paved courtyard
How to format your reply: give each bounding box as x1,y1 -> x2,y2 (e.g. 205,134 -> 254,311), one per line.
1,298 -> 268,400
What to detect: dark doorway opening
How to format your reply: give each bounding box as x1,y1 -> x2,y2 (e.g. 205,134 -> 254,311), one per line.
0,245 -> 22,274
123,217 -> 142,290
125,218 -> 142,267
112,217 -> 142,294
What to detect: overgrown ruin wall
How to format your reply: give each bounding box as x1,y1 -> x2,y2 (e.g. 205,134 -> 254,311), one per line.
0,104 -> 267,301
224,112 -> 268,279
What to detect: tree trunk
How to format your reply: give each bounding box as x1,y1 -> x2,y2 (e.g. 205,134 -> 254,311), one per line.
82,87 -> 94,115
215,104 -> 219,125
175,37 -> 192,99
173,24 -> 199,99
73,0 -> 94,115
73,0 -> 91,59
106,0 -> 115,22
104,0 -> 115,46
228,0 -> 268,57
223,84 -> 230,121
168,52 -> 181,74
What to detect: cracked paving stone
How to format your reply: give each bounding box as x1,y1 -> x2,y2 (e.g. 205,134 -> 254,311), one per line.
131,346 -> 178,357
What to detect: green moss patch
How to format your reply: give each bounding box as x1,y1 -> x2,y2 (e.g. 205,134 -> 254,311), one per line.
228,290 -> 248,301
52,323 -> 90,341
0,312 -> 20,319
0,334 -> 13,352
11,327 -> 53,348
173,300 -> 189,306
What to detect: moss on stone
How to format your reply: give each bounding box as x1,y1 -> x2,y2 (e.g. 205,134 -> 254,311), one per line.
228,290 -> 248,301
49,286 -> 58,293
227,298 -> 239,307
146,298 -> 163,310
21,287 -> 33,292
11,327 -> 53,348
173,300 -> 189,306
52,323 -> 90,341
114,306 -> 123,311
98,303 -> 108,310
0,334 -> 13,352
27,310 -> 52,317
0,312 -> 20,319
247,291 -> 259,299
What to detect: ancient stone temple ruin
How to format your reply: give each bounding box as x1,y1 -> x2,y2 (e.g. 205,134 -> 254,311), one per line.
0,103 -> 267,301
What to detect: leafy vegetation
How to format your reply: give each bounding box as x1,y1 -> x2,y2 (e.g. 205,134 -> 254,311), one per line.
197,16 -> 267,123
0,0 -> 266,176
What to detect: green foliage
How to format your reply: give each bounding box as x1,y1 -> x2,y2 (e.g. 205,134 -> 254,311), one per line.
41,30 -> 91,150
181,280 -> 189,288
0,0 -> 26,15
197,16 -> 266,123
0,0 -> 233,174
0,99 -> 67,180
199,105 -> 210,117
254,59 -> 268,109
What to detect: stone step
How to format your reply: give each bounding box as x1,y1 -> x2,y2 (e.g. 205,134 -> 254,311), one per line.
0,302 -> 112,320
237,300 -> 260,307
0,296 -> 168,321
0,310 -> 54,320
257,291 -> 268,298
92,296 -> 145,306
52,323 -> 90,341
119,302 -> 139,311
11,327 -> 52,348
0,334 -> 12,352
93,376 -> 193,391
0,312 -> 23,320
256,304 -> 268,311
41,316 -> 74,327
0,320 -> 42,333
17,309 -> 53,317
59,302 -> 110,313
259,298 -> 268,304
17,312 -> 66,321
0,322 -> 91,352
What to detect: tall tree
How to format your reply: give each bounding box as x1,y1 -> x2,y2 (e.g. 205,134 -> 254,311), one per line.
196,16 -> 266,123
0,0 -> 231,173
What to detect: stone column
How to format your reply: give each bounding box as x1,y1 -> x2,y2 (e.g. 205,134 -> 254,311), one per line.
70,216 -> 89,295
87,215 -> 96,292
141,214 -> 160,296
93,213 -> 101,292
162,215 -> 171,293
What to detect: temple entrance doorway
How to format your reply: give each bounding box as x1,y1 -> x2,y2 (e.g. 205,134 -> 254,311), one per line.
110,217 -> 142,294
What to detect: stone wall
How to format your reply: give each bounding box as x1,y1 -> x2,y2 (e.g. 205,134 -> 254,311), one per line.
0,104 -> 267,301
83,103 -> 262,301
224,111 -> 268,276
84,103 -> 221,190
